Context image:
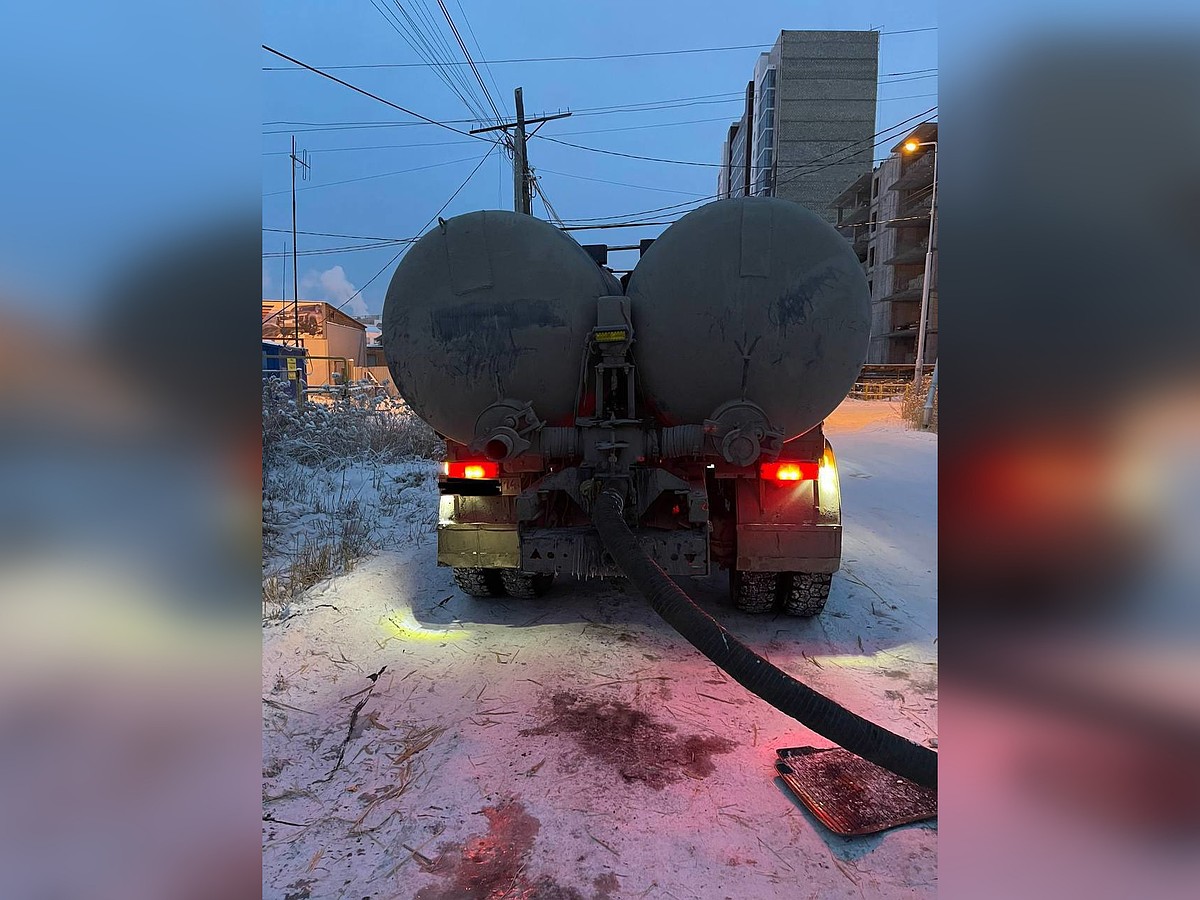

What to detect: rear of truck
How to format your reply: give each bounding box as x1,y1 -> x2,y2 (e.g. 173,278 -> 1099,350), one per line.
435,414 -> 843,617
384,199 -> 867,618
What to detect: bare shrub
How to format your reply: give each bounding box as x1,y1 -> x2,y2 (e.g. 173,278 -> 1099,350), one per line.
262,378 -> 441,469
901,373 -> 938,432
261,382 -> 441,615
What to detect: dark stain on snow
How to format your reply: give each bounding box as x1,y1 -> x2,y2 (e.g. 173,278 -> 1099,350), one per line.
520,691 -> 736,789
416,798 -> 617,900
415,798 -> 537,900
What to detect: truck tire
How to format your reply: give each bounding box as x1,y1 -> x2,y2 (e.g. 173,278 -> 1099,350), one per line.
452,567 -> 504,598
499,570 -> 556,599
781,573 -> 832,617
731,570 -> 779,614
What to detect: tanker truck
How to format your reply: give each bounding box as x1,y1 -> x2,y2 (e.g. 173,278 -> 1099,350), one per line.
382,197 -> 870,618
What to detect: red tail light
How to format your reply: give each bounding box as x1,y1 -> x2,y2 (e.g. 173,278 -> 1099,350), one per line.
443,460 -> 500,480
760,461 -> 818,482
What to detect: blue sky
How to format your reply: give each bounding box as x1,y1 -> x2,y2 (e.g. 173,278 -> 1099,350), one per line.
261,1 -> 938,316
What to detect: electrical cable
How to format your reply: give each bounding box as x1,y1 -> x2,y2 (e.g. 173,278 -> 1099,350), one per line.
262,143 -> 498,325
261,31 -> 936,70
260,44 -> 499,143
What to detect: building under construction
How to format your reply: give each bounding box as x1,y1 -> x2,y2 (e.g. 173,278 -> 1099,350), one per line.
716,30 -> 879,226
831,121 -> 937,366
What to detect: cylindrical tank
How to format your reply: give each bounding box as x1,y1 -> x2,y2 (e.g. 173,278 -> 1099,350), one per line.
626,198 -> 870,440
382,210 -> 620,443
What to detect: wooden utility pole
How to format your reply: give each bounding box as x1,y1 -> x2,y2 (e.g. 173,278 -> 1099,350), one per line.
513,88 -> 529,214
470,89 -> 571,216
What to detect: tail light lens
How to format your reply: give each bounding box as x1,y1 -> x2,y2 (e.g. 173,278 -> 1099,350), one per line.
443,460 -> 500,480
760,461 -> 819,482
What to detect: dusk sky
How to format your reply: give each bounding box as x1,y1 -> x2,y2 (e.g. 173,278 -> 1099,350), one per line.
261,1 -> 938,317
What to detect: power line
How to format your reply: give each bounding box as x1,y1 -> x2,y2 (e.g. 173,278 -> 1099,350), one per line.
436,0 -> 504,123
530,175 -> 565,226
261,79 -> 932,132
549,107 -> 936,224
260,44 -> 499,142
262,154 -> 480,197
262,142 -> 499,325
260,77 -> 937,136
260,116 -> 739,158
408,1 -> 490,119
264,227 -> 414,241
260,115 -> 730,156
258,92 -> 747,135
454,0 -> 508,116
534,167 -> 708,197
772,114 -> 938,191
262,137 -> 476,156
335,143 -> 500,315
535,134 -> 728,168
369,1 -> 484,121
559,221 -> 678,231
259,103 -> 742,135
260,100 -> 936,159
773,106 -> 937,178
533,102 -> 935,170
261,31 -> 936,70
263,240 -> 412,259
374,0 -> 493,124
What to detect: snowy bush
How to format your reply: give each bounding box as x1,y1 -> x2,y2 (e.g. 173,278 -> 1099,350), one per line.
262,378 -> 442,468
262,379 -> 441,617
901,373 -> 937,432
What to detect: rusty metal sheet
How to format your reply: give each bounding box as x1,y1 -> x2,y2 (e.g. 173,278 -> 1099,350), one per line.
775,746 -> 937,836
436,524 -> 519,569
520,527 -> 709,578
734,522 -> 841,572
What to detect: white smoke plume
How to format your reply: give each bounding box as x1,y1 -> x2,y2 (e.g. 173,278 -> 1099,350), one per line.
301,266 -> 367,317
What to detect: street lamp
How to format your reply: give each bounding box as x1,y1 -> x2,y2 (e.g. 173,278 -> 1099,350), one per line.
903,138 -> 937,384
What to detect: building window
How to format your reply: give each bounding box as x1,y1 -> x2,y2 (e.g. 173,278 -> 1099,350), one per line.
752,67 -> 776,196
867,247 -> 875,269
869,211 -> 877,234
872,175 -> 879,199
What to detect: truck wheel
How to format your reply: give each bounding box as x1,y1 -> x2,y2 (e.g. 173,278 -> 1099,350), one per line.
499,570 -> 556,598
452,567 -> 504,598
731,570 -> 779,614
781,573 -> 832,617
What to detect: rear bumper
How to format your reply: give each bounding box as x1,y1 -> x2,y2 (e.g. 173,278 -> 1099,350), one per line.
521,527 -> 708,578
436,523 -> 708,578
437,524 -> 520,569
734,523 -> 842,574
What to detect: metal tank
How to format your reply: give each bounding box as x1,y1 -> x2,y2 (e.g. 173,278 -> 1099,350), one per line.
382,210 -> 621,445
626,197 -> 870,442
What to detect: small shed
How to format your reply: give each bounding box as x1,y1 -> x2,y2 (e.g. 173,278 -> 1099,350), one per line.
262,301 -> 367,388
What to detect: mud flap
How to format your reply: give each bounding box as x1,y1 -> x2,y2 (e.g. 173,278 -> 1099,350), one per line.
775,746 -> 937,836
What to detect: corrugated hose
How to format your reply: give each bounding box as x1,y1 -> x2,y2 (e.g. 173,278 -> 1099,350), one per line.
592,483 -> 938,789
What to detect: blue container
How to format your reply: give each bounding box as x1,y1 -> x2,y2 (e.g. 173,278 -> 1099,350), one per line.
262,341 -> 308,397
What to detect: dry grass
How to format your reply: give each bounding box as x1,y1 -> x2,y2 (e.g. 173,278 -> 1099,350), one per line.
261,381 -> 441,618
263,378 -> 441,469
900,373 -> 938,432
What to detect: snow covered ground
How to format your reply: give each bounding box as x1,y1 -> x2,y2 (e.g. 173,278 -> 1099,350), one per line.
262,398 -> 937,899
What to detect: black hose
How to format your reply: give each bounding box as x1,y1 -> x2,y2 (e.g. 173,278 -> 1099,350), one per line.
593,485 -> 938,789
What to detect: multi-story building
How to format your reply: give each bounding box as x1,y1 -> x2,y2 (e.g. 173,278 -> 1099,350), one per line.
832,121 -> 937,365
716,30 -> 879,225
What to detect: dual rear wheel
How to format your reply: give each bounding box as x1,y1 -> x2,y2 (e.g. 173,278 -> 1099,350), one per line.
455,566 -> 828,616
452,567 -> 555,599
730,570 -> 832,618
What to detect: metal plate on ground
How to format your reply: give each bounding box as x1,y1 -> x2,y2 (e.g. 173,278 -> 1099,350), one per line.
776,746 -> 937,836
